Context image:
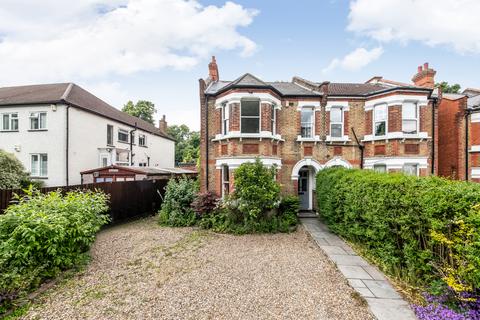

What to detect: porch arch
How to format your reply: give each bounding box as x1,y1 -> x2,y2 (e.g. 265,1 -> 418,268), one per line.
324,157 -> 352,169
291,158 -> 323,180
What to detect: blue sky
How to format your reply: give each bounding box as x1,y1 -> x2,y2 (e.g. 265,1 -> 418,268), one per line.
1,0 -> 479,130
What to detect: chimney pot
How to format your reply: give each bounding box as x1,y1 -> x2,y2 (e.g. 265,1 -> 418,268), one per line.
412,62 -> 436,89
208,56 -> 219,82
418,66 -> 422,73
424,62 -> 429,70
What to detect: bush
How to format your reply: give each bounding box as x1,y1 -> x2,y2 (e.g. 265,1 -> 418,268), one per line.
0,188 -> 109,311
0,150 -> 29,190
158,177 -> 198,227
317,168 -> 480,316
191,191 -> 218,217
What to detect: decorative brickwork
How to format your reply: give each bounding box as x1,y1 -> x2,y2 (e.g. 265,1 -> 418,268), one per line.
304,146 -> 313,156
242,143 -> 259,154
272,144 -> 278,155
221,144 -> 228,155
404,144 -> 419,154
333,146 -> 342,156
374,145 -> 386,155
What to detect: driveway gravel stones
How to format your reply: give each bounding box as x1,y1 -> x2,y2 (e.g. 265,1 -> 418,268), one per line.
22,217 -> 374,320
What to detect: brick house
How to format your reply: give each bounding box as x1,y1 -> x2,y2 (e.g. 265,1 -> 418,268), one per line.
199,57 -> 438,210
437,90 -> 480,181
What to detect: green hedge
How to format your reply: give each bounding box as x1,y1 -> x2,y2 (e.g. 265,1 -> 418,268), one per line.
0,188 -> 109,310
316,168 -> 480,291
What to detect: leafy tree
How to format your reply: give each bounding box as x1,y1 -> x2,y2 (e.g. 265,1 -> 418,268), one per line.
122,100 -> 156,124
435,81 -> 461,94
167,125 -> 200,164
0,150 -> 29,189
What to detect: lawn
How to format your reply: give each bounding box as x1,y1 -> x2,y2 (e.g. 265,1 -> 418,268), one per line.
20,217 -> 373,320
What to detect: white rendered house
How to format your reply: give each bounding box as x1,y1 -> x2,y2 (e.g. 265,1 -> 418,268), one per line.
0,83 -> 175,187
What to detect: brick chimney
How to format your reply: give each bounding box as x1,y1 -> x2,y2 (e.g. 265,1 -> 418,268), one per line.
208,56 -> 219,82
412,62 -> 436,88
159,115 -> 167,133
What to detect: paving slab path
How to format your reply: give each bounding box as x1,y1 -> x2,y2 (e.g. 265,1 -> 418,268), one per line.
21,217 -> 374,320
301,217 -> 417,320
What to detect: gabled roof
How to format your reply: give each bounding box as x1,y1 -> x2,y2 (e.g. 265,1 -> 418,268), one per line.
0,83 -> 174,141
230,73 -> 268,87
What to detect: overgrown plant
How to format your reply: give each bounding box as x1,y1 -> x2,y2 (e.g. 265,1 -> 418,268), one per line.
0,187 -> 109,312
158,177 -> 198,226
191,191 -> 218,217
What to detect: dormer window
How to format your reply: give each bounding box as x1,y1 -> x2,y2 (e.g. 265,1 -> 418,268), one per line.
301,107 -> 314,138
241,99 -> 260,134
402,102 -> 418,134
374,103 -> 387,136
222,103 -> 230,135
330,107 -> 343,138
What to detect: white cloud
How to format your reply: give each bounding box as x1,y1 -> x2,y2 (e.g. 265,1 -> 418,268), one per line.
322,46 -> 383,73
348,0 -> 480,54
0,0 -> 258,84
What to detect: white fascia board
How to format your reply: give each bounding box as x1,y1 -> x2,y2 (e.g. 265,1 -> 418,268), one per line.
215,157 -> 282,169
472,167 -> 480,178
326,135 -> 350,142
469,145 -> 480,152
214,92 -> 281,108
471,113 -> 480,123
296,135 -> 322,142
297,101 -> 321,109
364,95 -> 429,110
213,131 -> 284,141
364,156 -> 428,169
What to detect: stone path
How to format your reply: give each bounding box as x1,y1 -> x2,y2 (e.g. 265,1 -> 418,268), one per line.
301,218 -> 417,320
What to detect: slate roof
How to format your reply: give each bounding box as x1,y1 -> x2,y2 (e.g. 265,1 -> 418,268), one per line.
0,83 -> 174,141
205,73 -> 431,97
468,95 -> 480,108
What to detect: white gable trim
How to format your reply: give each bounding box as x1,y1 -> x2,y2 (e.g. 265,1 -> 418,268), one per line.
214,92 -> 281,108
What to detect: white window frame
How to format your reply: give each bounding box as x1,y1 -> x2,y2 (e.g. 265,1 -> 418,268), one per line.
301,106 -> 315,138
330,107 -> 343,138
221,165 -> 230,198
139,134 -> 147,147
29,112 -> 47,130
107,125 -> 114,145
271,105 -> 276,135
118,128 -> 129,143
402,163 -> 419,176
30,153 -> 48,177
240,99 -> 261,134
373,103 -> 387,137
222,103 -> 230,135
1,112 -> 18,131
373,164 -> 387,173
402,102 -> 419,135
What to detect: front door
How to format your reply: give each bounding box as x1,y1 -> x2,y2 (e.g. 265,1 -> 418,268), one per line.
298,169 -> 309,210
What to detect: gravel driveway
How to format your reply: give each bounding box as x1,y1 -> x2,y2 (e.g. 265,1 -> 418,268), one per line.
22,217 -> 374,320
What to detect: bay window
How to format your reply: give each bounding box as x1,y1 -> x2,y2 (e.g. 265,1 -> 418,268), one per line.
271,106 -> 276,135
373,164 -> 387,173
301,107 -> 314,138
222,165 -> 230,197
240,100 -> 260,134
30,112 -> 47,130
402,102 -> 418,134
330,107 -> 343,138
374,104 -> 387,136
1,113 -> 18,131
222,103 -> 230,135
402,163 -> 418,176
31,153 -> 48,177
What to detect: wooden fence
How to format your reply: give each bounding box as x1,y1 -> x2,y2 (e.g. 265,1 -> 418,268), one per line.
0,180 -> 169,222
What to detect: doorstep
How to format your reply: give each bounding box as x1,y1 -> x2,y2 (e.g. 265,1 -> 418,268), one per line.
297,210 -> 318,218
301,218 -> 417,320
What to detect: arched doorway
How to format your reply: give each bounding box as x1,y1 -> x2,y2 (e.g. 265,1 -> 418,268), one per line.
291,157 -> 352,211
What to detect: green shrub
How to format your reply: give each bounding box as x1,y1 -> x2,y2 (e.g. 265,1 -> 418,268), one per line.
158,177 -> 198,227
191,191 -> 218,217
0,150 -> 29,190
0,188 -> 109,310
316,167 -> 480,291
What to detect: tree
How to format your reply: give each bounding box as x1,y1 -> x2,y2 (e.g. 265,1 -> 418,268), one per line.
167,125 -> 200,164
0,150 -> 29,189
122,100 -> 156,124
435,82 -> 461,94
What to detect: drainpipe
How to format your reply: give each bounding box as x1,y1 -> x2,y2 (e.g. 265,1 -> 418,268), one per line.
66,105 -> 70,186
205,95 -> 209,190
351,127 -> 364,169
431,97 -> 438,175
130,122 -> 137,166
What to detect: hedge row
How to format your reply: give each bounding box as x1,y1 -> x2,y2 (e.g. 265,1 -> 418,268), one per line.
316,168 -> 480,291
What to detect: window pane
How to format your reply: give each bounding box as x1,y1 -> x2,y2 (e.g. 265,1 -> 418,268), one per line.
31,155 -> 39,176
12,118 -> 18,130
30,116 -> 39,130
402,103 -> 417,119
301,124 -> 313,138
2,114 -> 9,130
40,154 -> 48,176
241,118 -> 259,133
241,100 -> 259,116
375,121 -> 386,136
402,120 -> 417,134
223,105 -> 229,119
403,164 -> 418,176
223,166 -> 229,181
301,108 -> 313,123
374,164 -> 387,173
107,125 -> 113,145
39,113 -> 47,129
331,124 -> 342,137
330,107 -> 342,122
374,104 -> 387,121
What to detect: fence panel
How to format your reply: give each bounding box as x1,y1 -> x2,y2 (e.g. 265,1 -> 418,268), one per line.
0,179 -> 169,222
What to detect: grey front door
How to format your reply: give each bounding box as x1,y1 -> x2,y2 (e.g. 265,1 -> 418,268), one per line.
298,169 -> 309,210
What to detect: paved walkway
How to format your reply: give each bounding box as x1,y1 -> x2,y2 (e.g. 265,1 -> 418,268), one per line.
301,218 -> 417,320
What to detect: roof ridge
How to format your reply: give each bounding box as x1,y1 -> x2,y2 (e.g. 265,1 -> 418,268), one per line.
61,83 -> 74,101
